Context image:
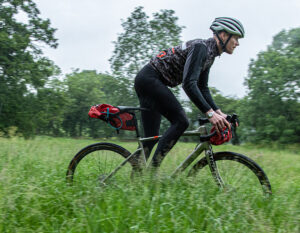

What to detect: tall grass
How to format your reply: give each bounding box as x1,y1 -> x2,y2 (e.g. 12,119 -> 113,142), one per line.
0,137 -> 299,232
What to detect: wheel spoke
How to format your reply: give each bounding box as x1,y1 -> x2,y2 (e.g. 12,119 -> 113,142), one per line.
188,152 -> 272,196
66,143 -> 132,187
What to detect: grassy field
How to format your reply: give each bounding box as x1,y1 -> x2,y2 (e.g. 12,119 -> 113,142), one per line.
0,136 -> 299,233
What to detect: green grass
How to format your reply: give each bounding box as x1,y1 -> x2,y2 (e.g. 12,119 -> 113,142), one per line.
0,136 -> 299,233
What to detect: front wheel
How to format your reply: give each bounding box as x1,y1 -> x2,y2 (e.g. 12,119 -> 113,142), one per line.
188,151 -> 272,196
66,143 -> 134,186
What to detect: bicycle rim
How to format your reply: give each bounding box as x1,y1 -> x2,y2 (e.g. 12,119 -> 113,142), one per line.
188,151 -> 272,196
66,143 -> 133,187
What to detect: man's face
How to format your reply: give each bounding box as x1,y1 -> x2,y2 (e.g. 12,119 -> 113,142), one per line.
224,34 -> 240,54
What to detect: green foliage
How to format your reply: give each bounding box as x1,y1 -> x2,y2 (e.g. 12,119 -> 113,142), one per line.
109,6 -> 184,107
242,27 -> 300,143
0,137 -> 299,232
61,70 -> 119,138
0,0 -> 59,138
110,6 -> 184,79
1,1 -> 299,145
34,78 -> 68,136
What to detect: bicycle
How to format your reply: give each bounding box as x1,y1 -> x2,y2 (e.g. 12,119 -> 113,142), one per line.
66,106 -> 272,196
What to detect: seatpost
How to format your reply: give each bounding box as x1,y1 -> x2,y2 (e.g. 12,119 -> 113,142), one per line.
132,113 -> 140,138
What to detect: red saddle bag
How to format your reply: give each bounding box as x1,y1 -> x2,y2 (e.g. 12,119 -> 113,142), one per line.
88,104 -> 136,131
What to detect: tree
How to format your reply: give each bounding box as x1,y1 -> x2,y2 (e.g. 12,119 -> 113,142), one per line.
62,70 -> 124,138
242,28 -> 300,143
34,77 -> 68,136
0,0 -> 58,137
110,6 -> 184,79
109,6 -> 184,106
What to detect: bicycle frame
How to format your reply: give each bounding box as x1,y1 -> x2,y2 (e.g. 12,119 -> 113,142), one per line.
101,125 -> 225,189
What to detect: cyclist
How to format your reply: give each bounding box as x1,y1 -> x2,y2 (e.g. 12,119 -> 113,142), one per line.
134,17 -> 245,168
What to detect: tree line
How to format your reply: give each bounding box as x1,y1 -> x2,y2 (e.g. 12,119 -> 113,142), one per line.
1,1 -> 299,143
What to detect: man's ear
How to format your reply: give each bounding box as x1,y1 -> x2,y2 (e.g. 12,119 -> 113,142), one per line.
219,31 -> 229,41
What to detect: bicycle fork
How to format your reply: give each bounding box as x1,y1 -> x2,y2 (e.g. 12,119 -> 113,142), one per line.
205,146 -> 225,189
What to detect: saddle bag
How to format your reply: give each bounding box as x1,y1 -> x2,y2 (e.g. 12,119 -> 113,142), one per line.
88,104 -> 136,131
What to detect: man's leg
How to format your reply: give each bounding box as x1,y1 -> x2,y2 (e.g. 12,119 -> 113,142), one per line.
134,64 -> 189,168
151,97 -> 189,167
140,108 -> 161,161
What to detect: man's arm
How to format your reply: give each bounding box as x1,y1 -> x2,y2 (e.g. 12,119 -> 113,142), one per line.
197,71 -> 228,118
182,43 -> 212,113
198,69 -> 230,128
182,43 -> 230,133
197,68 -> 219,111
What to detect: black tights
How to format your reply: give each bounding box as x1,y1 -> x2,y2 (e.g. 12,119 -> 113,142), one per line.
134,64 -> 189,167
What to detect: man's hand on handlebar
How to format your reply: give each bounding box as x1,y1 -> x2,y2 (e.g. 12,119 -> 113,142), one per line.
206,109 -> 231,134
215,109 -> 239,128
215,109 -> 227,119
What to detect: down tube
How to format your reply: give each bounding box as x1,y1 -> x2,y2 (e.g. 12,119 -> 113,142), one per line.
101,148 -> 142,184
170,142 -> 209,178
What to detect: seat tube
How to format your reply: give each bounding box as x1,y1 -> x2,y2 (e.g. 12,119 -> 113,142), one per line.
132,113 -> 140,138
137,139 -> 147,166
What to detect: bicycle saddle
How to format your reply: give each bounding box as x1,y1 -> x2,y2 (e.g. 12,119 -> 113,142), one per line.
117,106 -> 150,112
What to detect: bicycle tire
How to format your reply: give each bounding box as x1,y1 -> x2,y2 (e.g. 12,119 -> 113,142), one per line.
66,142 -> 134,185
188,151 -> 272,195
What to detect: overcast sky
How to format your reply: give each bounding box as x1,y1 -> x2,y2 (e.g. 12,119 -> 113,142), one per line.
34,0 -> 300,97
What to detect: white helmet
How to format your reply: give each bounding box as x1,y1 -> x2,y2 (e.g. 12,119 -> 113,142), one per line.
210,17 -> 245,38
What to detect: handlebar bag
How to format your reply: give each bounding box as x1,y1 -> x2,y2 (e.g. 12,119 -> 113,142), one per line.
210,126 -> 232,145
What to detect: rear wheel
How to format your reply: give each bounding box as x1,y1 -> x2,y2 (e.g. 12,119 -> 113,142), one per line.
66,143 -> 134,187
188,151 -> 272,196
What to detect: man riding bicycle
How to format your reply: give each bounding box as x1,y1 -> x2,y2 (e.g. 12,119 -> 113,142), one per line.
134,17 -> 245,169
